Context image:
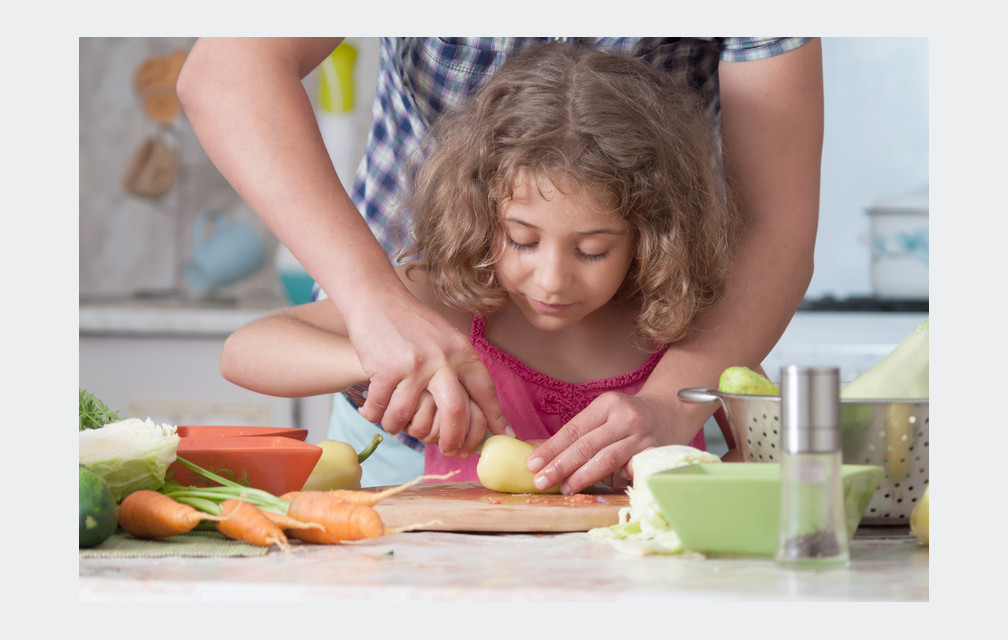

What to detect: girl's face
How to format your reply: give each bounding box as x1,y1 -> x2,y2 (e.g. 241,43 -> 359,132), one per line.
495,172 -> 634,332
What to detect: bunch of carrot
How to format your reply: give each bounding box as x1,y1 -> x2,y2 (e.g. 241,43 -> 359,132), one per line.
117,457 -> 452,552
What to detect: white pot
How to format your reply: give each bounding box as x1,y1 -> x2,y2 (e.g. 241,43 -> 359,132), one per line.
866,185 -> 929,300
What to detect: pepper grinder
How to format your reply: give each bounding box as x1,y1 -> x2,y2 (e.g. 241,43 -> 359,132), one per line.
775,365 -> 850,569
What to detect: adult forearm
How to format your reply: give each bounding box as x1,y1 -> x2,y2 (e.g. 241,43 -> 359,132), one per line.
180,38 -> 507,439
177,37 -> 407,314
643,38 -> 824,444
641,215 -> 815,442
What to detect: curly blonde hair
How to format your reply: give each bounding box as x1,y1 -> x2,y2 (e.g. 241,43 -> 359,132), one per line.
399,42 -> 740,345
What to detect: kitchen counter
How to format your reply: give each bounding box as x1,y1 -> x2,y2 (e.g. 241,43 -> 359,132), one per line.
79,527 -> 927,602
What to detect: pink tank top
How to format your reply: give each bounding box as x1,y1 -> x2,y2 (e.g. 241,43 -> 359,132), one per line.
424,315 -> 706,480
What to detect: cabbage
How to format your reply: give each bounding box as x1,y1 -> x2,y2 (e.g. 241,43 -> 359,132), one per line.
78,418 -> 180,502
587,445 -> 720,555
840,317 -> 928,399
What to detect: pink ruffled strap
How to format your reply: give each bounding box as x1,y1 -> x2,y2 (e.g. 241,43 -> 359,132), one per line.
470,315 -> 667,424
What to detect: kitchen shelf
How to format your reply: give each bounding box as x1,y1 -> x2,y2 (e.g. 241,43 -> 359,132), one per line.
79,296 -> 286,338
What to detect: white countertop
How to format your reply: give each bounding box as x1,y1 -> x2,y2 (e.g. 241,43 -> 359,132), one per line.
79,527 -> 927,602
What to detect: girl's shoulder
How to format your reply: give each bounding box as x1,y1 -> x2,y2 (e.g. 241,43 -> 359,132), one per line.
394,262 -> 472,331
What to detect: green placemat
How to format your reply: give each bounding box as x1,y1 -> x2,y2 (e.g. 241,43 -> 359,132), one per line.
79,530 -> 271,558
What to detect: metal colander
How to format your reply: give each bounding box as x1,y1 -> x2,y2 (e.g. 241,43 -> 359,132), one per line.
679,387 -> 929,526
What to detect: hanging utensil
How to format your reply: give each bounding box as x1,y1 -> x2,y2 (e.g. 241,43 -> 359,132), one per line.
122,130 -> 179,198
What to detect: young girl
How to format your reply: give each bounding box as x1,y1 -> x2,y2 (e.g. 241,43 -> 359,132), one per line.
220,42 -> 740,485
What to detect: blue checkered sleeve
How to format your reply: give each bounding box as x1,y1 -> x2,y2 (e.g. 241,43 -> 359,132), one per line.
719,37 -> 811,62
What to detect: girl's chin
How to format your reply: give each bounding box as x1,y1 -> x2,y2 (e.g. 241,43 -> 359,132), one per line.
518,308 -> 578,332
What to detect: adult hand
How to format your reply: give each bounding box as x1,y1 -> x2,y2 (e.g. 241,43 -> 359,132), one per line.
345,287 -> 509,458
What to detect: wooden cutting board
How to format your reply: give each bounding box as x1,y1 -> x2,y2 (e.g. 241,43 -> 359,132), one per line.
371,481 -> 629,533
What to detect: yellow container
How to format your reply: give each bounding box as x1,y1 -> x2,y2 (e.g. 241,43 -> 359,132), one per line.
318,43 -> 357,113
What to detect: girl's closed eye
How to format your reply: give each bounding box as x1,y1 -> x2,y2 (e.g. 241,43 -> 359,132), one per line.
506,235 -> 537,251
577,248 -> 609,262
576,236 -> 618,262
506,235 -> 610,262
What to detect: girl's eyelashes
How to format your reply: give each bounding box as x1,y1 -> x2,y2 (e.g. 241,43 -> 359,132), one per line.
505,236 -> 609,262
505,236 -> 536,251
577,249 -> 609,262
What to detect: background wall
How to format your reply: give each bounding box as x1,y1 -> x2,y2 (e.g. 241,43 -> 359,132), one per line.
812,37 -> 929,299
78,37 -> 928,302
78,37 -> 380,302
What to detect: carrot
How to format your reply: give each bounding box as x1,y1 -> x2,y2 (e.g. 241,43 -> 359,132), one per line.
281,470 -> 459,507
165,458 -> 443,546
285,492 -> 386,543
118,489 -> 223,538
215,499 -> 290,552
260,508 -> 325,533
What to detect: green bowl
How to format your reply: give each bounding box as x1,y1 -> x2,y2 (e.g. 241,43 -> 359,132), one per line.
646,463 -> 883,558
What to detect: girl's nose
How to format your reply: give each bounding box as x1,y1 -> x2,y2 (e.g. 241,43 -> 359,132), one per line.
533,246 -> 570,295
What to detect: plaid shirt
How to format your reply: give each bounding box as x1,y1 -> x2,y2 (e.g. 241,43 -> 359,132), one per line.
322,37 -> 809,451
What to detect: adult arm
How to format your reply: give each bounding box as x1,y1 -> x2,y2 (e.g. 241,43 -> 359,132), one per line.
177,38 -> 508,456
528,38 -> 824,494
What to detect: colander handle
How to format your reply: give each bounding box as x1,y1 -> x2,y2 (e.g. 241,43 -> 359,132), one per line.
677,387 -> 722,405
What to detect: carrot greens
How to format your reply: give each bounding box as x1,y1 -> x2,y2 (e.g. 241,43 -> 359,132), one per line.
79,388 -> 121,431
164,457 -> 292,515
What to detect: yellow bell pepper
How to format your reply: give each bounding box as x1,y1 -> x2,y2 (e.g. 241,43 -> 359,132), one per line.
301,433 -> 382,491
476,434 -> 561,494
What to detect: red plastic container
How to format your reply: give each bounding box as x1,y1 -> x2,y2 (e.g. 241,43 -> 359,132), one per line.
169,436 -> 321,496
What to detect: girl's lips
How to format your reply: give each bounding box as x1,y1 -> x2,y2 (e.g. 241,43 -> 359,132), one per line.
530,299 -> 572,314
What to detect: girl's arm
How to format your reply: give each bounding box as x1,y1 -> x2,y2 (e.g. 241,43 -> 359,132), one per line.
219,266 -> 478,446
220,300 -> 367,398
528,39 -> 824,494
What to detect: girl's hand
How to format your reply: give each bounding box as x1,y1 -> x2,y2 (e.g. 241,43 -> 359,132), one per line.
525,390 -> 698,495
397,390 -> 499,460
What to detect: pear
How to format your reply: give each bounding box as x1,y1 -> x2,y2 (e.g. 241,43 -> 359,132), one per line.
718,366 -> 780,396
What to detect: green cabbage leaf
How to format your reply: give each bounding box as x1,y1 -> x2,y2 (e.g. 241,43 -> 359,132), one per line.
841,317 -> 928,399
